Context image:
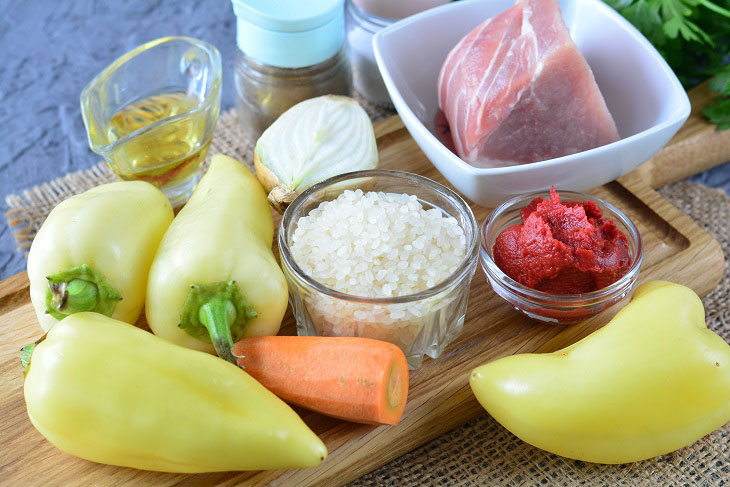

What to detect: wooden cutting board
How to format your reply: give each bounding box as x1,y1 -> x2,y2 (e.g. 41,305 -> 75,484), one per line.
0,82 -> 728,486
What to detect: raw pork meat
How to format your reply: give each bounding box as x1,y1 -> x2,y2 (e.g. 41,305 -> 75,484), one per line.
437,0 -> 619,167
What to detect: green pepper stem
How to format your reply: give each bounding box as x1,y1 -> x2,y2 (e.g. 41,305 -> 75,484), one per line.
19,334 -> 47,373
45,264 -> 122,321
178,281 -> 257,363
50,279 -> 100,315
198,297 -> 238,365
20,344 -> 36,371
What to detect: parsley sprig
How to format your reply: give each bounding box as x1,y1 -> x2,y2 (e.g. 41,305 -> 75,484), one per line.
605,0 -> 730,129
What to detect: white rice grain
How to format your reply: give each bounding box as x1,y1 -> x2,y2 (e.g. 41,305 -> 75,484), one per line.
291,189 -> 466,299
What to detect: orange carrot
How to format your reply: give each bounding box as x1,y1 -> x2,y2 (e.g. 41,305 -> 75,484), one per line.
234,336 -> 409,425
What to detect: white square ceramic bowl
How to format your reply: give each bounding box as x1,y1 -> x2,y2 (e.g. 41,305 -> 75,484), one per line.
373,0 -> 690,207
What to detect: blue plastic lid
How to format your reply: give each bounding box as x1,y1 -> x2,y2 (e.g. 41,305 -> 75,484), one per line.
231,0 -> 345,68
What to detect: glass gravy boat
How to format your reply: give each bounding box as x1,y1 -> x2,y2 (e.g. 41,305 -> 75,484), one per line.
80,36 -> 222,206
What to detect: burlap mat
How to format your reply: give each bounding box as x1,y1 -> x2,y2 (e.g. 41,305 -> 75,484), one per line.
4,108 -> 729,486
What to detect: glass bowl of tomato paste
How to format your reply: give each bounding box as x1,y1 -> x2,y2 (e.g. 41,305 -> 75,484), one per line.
480,189 -> 643,324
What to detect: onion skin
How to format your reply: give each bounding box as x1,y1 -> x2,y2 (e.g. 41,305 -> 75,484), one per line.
254,151 -> 298,213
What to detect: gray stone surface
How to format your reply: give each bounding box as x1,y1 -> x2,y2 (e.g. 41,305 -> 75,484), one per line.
1,0 -> 729,280
0,0 -> 238,279
691,160 -> 730,190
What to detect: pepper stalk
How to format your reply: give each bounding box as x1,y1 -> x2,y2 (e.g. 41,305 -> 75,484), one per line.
20,344 -> 35,370
45,264 -> 122,321
19,334 -> 47,373
179,280 -> 258,364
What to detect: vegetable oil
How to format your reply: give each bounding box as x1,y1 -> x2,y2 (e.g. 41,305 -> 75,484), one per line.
104,92 -> 210,193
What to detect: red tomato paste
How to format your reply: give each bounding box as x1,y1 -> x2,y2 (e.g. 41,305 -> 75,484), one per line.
493,187 -> 631,294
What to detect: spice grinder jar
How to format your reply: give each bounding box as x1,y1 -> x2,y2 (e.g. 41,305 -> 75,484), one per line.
345,0 -> 394,107
231,0 -> 352,141
345,0 -> 449,107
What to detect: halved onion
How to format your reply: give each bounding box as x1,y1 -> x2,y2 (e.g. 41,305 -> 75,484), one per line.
254,95 -> 378,212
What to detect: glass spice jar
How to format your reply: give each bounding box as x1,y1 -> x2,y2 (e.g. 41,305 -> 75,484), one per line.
345,0 -> 394,108
345,0 -> 450,108
231,0 -> 352,141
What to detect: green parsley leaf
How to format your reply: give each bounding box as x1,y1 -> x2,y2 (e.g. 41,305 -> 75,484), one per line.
701,98 -> 730,130
708,67 -> 730,95
604,0 -> 730,129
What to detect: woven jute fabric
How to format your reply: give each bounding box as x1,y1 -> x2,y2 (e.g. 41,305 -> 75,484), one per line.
4,108 -> 730,486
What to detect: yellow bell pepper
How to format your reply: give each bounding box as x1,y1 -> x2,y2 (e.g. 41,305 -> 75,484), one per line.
27,181 -> 173,332
21,312 -> 327,472
146,154 -> 288,363
470,280 -> 730,464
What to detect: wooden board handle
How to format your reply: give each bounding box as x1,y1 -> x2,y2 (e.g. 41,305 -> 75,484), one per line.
631,81 -> 730,189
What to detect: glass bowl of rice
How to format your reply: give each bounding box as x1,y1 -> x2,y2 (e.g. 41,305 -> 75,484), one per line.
279,169 -> 480,369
